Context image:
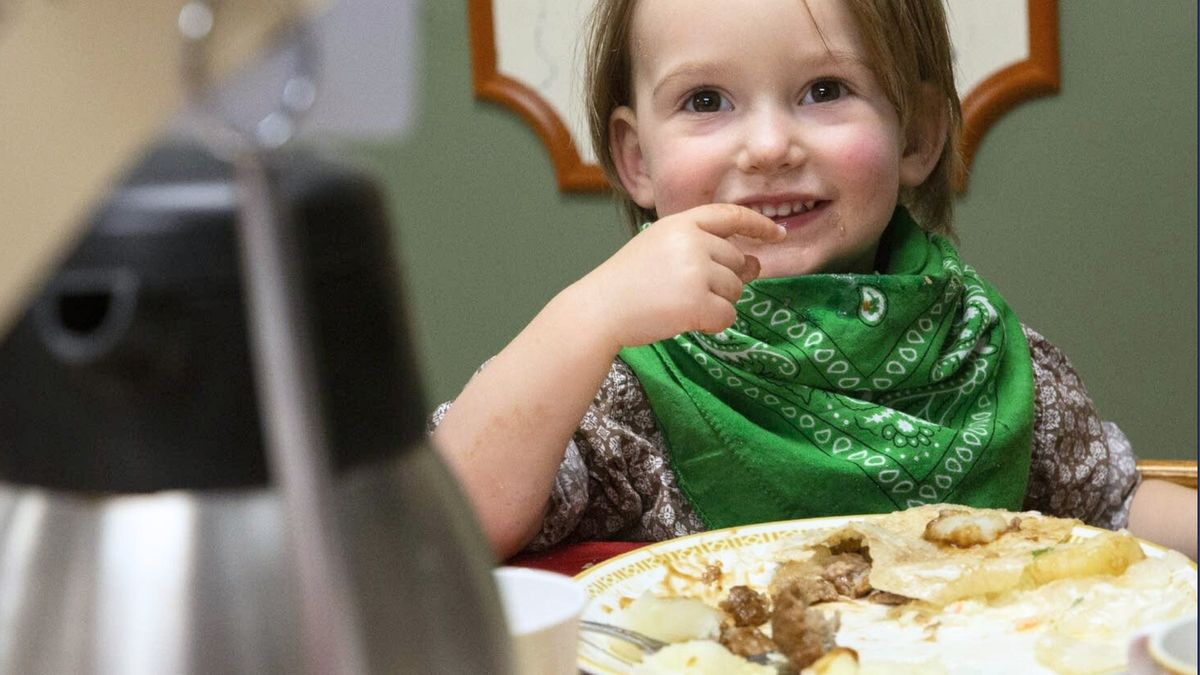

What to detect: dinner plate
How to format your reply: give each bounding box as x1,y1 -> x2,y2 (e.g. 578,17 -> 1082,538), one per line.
574,514 -> 1197,675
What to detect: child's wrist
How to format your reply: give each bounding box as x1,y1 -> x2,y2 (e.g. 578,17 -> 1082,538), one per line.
554,279 -> 626,355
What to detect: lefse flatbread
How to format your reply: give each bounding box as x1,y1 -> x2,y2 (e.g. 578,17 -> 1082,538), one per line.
599,505 -> 1197,674
777,504 -> 1090,605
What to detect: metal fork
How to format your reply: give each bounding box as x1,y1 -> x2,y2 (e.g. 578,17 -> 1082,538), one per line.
578,620 -> 786,670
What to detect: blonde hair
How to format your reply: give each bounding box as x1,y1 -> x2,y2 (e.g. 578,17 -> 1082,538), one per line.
584,0 -> 963,238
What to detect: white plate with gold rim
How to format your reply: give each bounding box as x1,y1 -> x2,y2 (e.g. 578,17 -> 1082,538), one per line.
574,515 -> 1198,675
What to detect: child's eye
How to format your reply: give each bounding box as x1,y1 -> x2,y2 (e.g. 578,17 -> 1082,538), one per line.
802,80 -> 845,104
684,89 -> 730,113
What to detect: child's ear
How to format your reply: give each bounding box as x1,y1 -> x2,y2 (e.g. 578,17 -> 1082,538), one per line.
899,83 -> 949,188
609,106 -> 655,209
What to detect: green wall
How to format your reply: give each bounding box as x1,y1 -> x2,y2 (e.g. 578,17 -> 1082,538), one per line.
352,1 -> 1197,460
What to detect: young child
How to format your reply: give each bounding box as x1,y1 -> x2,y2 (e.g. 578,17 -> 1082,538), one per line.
432,0 -> 1197,560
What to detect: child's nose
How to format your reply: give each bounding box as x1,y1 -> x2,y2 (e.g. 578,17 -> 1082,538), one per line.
737,108 -> 803,174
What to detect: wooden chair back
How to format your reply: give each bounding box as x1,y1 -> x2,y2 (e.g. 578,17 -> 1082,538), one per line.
1138,459 -> 1198,489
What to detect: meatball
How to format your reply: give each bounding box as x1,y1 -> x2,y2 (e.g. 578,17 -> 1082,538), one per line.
720,585 -> 771,627
719,625 -> 776,658
771,580 -> 840,670
769,561 -> 839,604
820,552 -> 872,598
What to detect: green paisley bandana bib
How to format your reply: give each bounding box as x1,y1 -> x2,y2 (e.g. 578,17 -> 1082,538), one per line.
619,208 -> 1034,529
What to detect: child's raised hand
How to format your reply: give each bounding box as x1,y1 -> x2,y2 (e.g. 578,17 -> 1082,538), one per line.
577,203 -> 786,349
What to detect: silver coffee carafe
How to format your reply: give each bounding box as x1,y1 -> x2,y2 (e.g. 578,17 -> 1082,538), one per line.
0,138 -> 515,674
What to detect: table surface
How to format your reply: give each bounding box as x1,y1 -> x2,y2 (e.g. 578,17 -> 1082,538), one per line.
506,541 -> 648,577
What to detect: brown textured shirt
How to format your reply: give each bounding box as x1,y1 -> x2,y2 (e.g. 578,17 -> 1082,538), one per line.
431,326 -> 1140,553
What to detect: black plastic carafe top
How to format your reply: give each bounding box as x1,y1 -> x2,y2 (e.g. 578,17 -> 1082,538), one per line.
0,141 -> 424,492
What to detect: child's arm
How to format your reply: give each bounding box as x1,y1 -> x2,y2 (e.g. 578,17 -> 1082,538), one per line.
1126,479 -> 1197,560
433,204 -> 784,559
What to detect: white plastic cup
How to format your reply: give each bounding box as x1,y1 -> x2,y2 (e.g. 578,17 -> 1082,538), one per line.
493,566 -> 588,675
1149,615 -> 1198,675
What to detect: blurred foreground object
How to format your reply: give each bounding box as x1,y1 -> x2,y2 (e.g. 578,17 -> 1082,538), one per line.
0,139 -> 514,674
0,2 -> 515,672
0,0 -> 324,332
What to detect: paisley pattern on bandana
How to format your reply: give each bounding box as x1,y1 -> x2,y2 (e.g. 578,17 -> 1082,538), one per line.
620,208 -> 1035,529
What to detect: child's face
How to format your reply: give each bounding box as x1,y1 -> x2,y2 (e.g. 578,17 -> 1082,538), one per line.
611,0 -> 933,276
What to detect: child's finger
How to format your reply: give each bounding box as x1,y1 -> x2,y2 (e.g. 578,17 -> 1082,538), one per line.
709,266 -> 745,304
691,203 -> 787,242
708,239 -> 756,275
696,297 -> 737,335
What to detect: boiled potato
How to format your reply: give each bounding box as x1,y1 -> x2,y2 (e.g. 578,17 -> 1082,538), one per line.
618,593 -> 723,644
631,640 -> 774,675
801,647 -> 860,675
1021,531 -> 1145,587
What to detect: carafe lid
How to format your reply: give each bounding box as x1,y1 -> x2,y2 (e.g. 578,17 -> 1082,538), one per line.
0,140 -> 427,493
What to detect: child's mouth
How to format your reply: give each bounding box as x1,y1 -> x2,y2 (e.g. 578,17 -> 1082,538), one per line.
746,199 -> 818,219
740,197 -> 829,230
771,200 -> 828,230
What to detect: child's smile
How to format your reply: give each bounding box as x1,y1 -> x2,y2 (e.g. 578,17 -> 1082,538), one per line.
609,0 -> 938,277
739,195 -> 825,224
739,197 -> 826,230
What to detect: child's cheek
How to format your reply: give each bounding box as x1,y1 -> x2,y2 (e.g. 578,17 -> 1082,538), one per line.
657,165 -> 718,215
836,135 -> 899,181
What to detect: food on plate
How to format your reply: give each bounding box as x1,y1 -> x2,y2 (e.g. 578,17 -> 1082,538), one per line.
593,504 -> 1197,674
617,594 -> 723,646
1021,528 -> 1146,586
922,507 -> 1017,547
630,640 -> 775,675
780,504 -> 1087,605
768,579 -> 840,668
802,648 -> 862,675
801,648 -> 944,675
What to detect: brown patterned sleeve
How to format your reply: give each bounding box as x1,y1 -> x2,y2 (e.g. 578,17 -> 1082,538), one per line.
1020,326 -> 1141,529
528,359 -> 704,551
428,359 -> 704,554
